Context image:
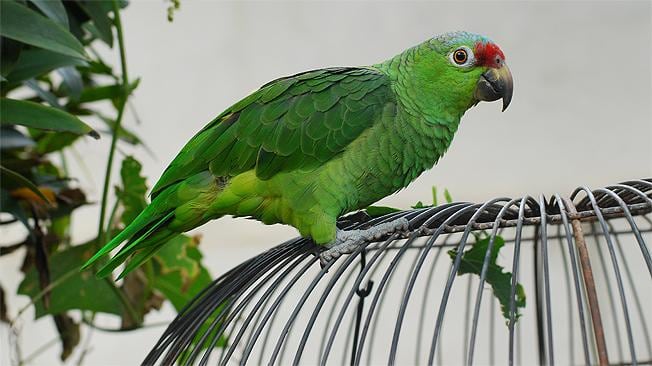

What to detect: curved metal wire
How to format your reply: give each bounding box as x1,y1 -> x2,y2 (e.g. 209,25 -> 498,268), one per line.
143,178 -> 652,365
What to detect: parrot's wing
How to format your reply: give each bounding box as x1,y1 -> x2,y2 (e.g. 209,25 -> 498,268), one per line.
150,67 -> 394,198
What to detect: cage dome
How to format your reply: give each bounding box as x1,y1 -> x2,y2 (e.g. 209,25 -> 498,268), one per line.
144,179 -> 652,366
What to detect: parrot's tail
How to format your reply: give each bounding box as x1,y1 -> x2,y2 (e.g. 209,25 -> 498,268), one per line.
81,171 -> 221,279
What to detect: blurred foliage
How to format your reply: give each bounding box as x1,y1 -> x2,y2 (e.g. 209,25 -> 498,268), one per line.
0,1 -> 214,363
166,0 -> 181,22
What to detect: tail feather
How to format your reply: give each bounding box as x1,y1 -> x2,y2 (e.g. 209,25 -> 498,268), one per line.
80,213 -> 159,271
95,213 -> 175,278
116,240 -> 168,280
82,170 -> 221,279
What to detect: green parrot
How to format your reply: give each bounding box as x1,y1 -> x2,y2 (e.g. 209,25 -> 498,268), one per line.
83,31 -> 513,278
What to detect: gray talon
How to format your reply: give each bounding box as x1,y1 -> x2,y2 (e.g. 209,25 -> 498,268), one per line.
319,217 -> 409,267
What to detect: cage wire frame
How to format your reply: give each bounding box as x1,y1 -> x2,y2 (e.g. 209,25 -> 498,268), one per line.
143,178 -> 652,366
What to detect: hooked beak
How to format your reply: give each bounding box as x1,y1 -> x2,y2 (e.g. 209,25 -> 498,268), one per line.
474,63 -> 513,112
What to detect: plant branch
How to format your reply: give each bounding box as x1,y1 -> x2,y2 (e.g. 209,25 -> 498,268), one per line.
97,0 -> 131,249
20,337 -> 60,364
105,194 -> 120,236
75,312 -> 96,366
0,240 -> 27,256
80,317 -> 170,332
91,0 -> 142,326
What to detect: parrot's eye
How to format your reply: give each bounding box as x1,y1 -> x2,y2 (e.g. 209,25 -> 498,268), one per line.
453,50 -> 467,64
449,46 -> 475,67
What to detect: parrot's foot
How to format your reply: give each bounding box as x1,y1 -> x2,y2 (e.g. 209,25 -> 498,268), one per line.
319,217 -> 409,268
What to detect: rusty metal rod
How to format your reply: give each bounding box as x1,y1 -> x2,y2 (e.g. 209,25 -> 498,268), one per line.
565,198 -> 609,366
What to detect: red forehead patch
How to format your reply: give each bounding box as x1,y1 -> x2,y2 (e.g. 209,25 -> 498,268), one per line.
474,42 -> 505,68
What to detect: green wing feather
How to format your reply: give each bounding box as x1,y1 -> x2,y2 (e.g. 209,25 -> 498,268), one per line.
150,67 -> 394,197
85,67 -> 395,278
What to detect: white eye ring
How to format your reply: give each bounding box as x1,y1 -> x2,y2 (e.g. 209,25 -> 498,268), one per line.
449,46 -> 475,67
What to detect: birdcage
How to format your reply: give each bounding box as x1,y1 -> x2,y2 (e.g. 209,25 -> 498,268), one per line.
143,179 -> 652,365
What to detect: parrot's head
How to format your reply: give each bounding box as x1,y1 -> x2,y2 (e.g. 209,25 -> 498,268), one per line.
392,31 -> 513,120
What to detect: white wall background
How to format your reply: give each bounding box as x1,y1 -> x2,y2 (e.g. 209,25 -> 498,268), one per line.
2,1 -> 651,365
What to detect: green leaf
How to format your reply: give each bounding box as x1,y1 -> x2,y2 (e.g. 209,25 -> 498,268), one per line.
448,236 -> 526,322
0,127 -> 35,150
1,98 -> 99,138
116,156 -> 148,226
0,165 -> 53,205
78,84 -> 121,103
77,78 -> 140,104
151,235 -> 212,311
5,49 -> 87,83
18,242 -> 123,318
0,1 -> 87,60
57,66 -> 83,101
0,189 -> 31,231
444,188 -> 453,204
84,60 -> 113,75
1,37 -> 23,77
432,186 -> 438,206
99,116 -> 144,145
35,131 -> 80,154
24,79 -> 62,108
29,0 -> 69,28
365,205 -> 400,217
411,201 -> 429,209
80,1 -> 113,47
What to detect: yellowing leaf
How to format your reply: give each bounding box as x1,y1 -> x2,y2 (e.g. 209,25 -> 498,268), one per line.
150,234 -> 213,312
10,186 -> 57,208
116,156 -> 148,226
1,165 -> 54,206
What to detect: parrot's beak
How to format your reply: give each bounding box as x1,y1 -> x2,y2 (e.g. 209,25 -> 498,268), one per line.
474,64 -> 513,112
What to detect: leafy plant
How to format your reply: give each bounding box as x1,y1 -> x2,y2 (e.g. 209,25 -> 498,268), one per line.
0,1 -> 213,363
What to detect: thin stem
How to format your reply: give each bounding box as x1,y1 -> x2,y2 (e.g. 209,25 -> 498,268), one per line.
109,282 -> 141,324
10,319 -> 23,366
0,241 -> 26,256
90,0 -> 141,326
105,198 -> 121,239
97,0 -> 130,248
13,268 -> 78,321
81,317 -> 171,332
69,146 -> 95,187
76,312 -> 96,366
20,337 -> 60,364
59,151 -> 69,176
